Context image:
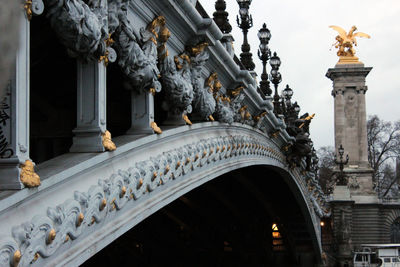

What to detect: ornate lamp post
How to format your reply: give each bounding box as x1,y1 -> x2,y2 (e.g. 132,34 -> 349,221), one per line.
334,144 -> 349,185
257,23 -> 272,98
281,84 -> 293,120
282,84 -> 293,102
236,0 -> 255,70
213,0 -> 232,34
270,52 -> 282,115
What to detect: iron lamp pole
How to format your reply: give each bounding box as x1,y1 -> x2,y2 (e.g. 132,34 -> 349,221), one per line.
257,23 -> 272,98
270,52 -> 282,115
236,0 -> 255,70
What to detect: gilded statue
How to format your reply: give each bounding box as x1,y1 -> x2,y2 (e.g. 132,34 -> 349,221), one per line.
329,25 -> 370,63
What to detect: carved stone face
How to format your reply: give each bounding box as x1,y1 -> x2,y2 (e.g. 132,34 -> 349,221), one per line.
180,83 -> 194,108
128,64 -> 156,92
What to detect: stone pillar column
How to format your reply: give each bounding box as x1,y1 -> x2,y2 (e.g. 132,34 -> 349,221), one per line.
126,91 -> 155,134
0,13 -> 39,189
326,63 -> 376,201
327,64 -> 371,167
70,61 -> 107,152
331,202 -> 354,266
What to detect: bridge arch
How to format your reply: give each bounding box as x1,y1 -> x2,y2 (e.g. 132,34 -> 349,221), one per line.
83,165 -> 322,266
0,123 -> 323,266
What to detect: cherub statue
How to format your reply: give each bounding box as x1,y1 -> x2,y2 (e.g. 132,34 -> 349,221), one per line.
329,25 -> 370,58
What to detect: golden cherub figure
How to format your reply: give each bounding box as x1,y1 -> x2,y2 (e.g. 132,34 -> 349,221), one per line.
329,25 -> 370,63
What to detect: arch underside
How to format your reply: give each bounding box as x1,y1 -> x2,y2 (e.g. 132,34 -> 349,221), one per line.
84,165 -> 319,266
0,123 -> 322,266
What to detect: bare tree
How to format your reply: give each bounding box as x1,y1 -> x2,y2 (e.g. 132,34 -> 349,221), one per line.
316,146 -> 335,193
367,115 -> 400,185
316,115 -> 400,196
378,164 -> 398,198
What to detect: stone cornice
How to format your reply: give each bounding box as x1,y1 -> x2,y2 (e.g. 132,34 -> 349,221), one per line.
326,66 -> 372,81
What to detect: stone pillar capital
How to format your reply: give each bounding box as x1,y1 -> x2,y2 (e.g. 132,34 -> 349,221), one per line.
356,86 -> 368,94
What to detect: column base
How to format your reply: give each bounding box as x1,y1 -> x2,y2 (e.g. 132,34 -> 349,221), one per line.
0,158 -> 24,190
70,128 -> 105,152
162,112 -> 186,126
126,127 -> 154,135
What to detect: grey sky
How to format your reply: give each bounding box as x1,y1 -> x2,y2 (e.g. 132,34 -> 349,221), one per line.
200,0 -> 400,149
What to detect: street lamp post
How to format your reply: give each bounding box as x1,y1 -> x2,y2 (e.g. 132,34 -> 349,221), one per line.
213,0 -> 232,34
281,84 -> 293,118
257,23 -> 272,98
270,52 -> 282,115
236,0 -> 255,71
334,144 -> 349,185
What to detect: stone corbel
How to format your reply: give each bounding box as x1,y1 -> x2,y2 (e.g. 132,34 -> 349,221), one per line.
159,48 -> 194,125
113,15 -> 166,134
206,73 -> 234,124
44,0 -> 112,61
188,43 -> 217,122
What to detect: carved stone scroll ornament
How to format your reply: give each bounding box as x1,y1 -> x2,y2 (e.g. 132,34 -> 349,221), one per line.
189,44 -> 216,122
44,0 -> 115,62
231,93 -> 246,123
212,80 -> 248,124
204,72 -> 234,123
159,51 -> 194,125
113,15 -> 162,94
1,134 -> 296,266
214,95 -> 234,124
24,0 -> 44,20
0,236 -> 19,267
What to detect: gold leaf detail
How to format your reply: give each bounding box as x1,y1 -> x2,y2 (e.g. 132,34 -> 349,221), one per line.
76,213 -> 84,227
183,114 -> 192,125
102,130 -> 117,151
150,122 -> 162,134
20,160 -> 40,188
47,229 -> 56,244
14,250 -> 21,266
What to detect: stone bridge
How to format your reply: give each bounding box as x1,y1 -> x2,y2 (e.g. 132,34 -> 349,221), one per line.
0,0 -> 328,266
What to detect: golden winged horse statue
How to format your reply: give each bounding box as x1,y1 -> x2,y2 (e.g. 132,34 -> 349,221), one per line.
329,25 -> 370,64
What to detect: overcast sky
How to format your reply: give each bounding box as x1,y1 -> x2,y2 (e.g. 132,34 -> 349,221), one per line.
200,0 -> 400,149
